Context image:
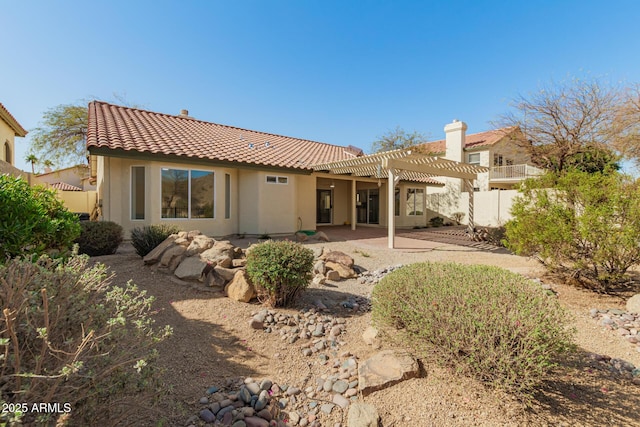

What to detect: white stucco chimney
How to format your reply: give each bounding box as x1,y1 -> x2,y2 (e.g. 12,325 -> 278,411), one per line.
444,119 -> 467,163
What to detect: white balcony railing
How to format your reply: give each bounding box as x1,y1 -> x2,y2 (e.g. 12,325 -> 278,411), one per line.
489,164 -> 544,181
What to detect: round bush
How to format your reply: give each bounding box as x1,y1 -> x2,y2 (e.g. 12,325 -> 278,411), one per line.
75,221 -> 123,256
372,262 -> 574,394
246,240 -> 314,307
0,175 -> 80,260
130,224 -> 181,257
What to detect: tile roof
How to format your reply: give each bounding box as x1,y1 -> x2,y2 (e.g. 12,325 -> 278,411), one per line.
49,182 -> 83,191
417,127 -> 517,154
87,101 -> 360,170
0,102 -> 28,137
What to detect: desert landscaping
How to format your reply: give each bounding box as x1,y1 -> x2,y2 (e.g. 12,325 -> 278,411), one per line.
91,227 -> 640,427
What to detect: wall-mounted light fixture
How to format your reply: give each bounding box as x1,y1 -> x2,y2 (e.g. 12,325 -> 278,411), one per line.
330,181 -> 335,188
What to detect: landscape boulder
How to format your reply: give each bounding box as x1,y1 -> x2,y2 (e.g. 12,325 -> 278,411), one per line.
358,350 -> 419,395
174,256 -> 209,281
185,235 -> 215,256
627,294 -> 640,314
347,403 -> 380,427
325,261 -> 357,279
201,240 -> 235,268
143,235 -> 177,265
160,245 -> 187,268
226,270 -> 256,303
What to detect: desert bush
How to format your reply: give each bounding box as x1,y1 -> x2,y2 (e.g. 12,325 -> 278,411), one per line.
451,212 -> 465,225
0,174 -> 80,261
372,262 -> 574,395
505,170 -> 640,292
130,224 -> 181,257
0,253 -> 172,426
429,216 -> 444,227
75,221 -> 124,256
246,240 -> 314,307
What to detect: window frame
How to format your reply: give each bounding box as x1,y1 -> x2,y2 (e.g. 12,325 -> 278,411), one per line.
406,187 -> 425,216
266,175 -> 288,185
160,167 -> 215,220
468,152 -> 481,166
130,165 -> 146,221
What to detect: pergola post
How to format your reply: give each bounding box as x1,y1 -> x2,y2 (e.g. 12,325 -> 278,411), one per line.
388,167 -> 396,248
351,179 -> 357,231
465,179 -> 475,233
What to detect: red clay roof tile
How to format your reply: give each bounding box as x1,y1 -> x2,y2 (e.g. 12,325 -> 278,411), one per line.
418,127 -> 517,154
87,101 -> 359,170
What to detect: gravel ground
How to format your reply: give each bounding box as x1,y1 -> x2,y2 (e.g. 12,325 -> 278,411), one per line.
94,235 -> 640,426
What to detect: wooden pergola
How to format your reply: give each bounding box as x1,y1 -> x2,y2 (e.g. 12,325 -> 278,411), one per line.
313,148 -> 489,248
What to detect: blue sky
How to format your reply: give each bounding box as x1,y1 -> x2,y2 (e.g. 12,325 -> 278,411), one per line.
3,0 -> 640,172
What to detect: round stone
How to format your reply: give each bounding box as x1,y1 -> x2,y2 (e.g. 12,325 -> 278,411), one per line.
332,380 -> 349,394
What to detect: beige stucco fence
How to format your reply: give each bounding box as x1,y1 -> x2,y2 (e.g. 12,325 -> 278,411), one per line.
426,189 -> 519,227
55,190 -> 98,216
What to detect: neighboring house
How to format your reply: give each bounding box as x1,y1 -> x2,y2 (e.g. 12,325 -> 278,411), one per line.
422,120 -> 544,225
87,101 -> 459,237
419,121 -> 543,192
0,102 -> 31,182
37,164 -> 96,191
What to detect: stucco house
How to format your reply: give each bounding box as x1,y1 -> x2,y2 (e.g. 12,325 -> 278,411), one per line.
0,102 -> 29,180
37,164 -> 96,192
422,120 -> 543,225
87,102 -> 478,238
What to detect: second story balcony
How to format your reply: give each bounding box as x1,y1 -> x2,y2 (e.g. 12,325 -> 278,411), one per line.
489,164 -> 544,182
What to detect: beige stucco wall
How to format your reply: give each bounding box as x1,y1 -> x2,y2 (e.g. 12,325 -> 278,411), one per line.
0,120 -> 15,165
296,175 -> 316,231
98,157 -> 240,237
254,171 -> 297,235
56,190 -> 98,214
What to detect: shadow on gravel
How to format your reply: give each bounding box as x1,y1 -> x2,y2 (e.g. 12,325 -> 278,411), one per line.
531,350 -> 640,426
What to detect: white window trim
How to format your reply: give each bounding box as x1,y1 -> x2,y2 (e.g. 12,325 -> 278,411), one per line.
266,175 -> 289,184
468,152 -> 481,166
160,167 -> 216,220
130,165 -> 146,221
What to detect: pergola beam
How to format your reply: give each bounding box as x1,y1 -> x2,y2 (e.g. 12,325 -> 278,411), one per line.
386,158 -> 478,180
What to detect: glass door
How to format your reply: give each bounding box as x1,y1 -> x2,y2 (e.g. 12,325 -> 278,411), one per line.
368,189 -> 379,224
316,189 -> 332,224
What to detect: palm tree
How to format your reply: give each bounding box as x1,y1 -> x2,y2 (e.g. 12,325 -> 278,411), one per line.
25,154 -> 38,174
41,159 -> 54,172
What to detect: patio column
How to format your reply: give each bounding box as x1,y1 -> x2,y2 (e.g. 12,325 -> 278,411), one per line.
388,167 -> 396,248
351,179 -> 356,230
465,179 -> 474,233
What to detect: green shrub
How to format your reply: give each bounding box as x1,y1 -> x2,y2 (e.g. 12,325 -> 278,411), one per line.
505,170 -> 640,291
0,174 -> 80,261
372,262 -> 574,395
75,221 -> 124,256
0,253 -> 172,425
130,224 -> 181,257
246,240 -> 314,307
429,216 -> 444,227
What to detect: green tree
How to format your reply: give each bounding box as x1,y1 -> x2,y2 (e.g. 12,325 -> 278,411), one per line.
24,153 -> 38,174
30,103 -> 88,167
500,78 -> 640,173
505,170 -> 640,292
372,126 -> 429,153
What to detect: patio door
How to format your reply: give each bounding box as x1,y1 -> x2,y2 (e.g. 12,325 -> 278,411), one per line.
356,189 -> 379,224
316,189 -> 332,224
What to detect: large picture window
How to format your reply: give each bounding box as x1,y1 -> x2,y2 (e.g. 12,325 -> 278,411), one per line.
161,168 -> 214,219
406,188 -> 424,216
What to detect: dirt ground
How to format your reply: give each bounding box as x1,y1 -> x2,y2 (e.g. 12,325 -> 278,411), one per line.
93,233 -> 640,427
